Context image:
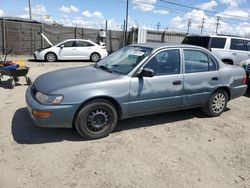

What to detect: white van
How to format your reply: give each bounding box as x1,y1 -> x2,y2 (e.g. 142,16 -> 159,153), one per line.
182,35 -> 250,65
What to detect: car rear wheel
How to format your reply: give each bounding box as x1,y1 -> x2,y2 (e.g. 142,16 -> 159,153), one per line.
90,53 -> 101,62
75,99 -> 118,139
202,90 -> 228,117
45,52 -> 57,62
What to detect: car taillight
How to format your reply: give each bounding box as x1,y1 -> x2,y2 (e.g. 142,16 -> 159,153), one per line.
242,74 -> 247,85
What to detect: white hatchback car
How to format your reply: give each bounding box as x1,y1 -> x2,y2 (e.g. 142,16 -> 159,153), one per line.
34,33 -> 108,62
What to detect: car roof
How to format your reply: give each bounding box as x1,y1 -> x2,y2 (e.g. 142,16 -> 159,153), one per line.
63,39 -> 93,42
129,43 -> 207,50
185,34 -> 250,41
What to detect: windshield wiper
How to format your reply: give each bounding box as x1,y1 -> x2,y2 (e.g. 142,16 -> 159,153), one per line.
99,65 -> 113,73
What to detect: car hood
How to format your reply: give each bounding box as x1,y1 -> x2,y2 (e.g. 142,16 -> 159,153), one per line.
34,65 -> 121,93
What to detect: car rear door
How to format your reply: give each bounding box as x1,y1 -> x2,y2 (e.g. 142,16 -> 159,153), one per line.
230,38 -> 248,65
182,48 -> 220,106
129,49 -> 184,115
75,41 -> 95,60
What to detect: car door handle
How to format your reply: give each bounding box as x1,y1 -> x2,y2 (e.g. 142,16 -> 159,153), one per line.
172,80 -> 182,85
211,77 -> 219,81
232,53 -> 237,56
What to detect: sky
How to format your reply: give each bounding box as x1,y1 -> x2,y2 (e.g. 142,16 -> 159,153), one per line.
0,0 -> 250,36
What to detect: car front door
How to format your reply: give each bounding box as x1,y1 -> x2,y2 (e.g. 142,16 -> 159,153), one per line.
183,49 -> 220,106
129,49 -> 184,116
75,41 -> 95,60
58,41 -> 78,60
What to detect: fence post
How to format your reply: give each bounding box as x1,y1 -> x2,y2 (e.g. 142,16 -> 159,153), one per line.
162,31 -> 165,43
74,27 -> 77,39
81,28 -> 84,39
2,18 -> 6,54
40,23 -> 44,48
109,30 -> 112,53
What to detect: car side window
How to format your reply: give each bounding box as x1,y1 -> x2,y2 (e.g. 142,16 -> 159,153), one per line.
184,49 -> 217,73
61,41 -> 75,47
144,49 -> 180,75
246,41 -> 250,51
76,41 -> 94,47
210,37 -> 226,49
230,39 -> 245,51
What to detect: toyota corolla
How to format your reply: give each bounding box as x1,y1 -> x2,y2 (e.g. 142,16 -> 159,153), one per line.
26,43 -> 247,139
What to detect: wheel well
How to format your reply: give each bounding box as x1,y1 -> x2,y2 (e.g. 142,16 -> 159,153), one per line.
73,96 -> 123,127
222,59 -> 233,65
214,87 -> 231,101
45,52 -> 57,60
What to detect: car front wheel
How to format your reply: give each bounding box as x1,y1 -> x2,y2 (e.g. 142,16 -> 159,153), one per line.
202,90 -> 228,117
45,52 -> 57,62
75,99 -> 118,139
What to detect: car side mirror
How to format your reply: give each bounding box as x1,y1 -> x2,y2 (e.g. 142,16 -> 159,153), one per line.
60,45 -> 64,49
139,68 -> 154,77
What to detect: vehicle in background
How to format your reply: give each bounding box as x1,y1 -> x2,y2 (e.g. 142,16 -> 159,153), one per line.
33,33 -> 108,62
182,35 -> 250,66
26,44 -> 247,139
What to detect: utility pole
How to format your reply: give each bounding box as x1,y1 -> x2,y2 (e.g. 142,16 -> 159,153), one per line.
156,22 -> 161,31
215,16 -> 220,34
201,17 -> 205,34
28,0 -> 32,20
186,19 -> 191,35
124,0 -> 129,46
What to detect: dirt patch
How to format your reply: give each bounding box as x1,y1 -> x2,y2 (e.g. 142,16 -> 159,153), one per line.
1,60 -> 250,188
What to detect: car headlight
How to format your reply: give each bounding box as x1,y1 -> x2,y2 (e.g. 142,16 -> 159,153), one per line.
35,92 -> 63,105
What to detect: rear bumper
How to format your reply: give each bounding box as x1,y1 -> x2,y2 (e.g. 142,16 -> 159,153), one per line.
25,86 -> 78,128
230,85 -> 248,100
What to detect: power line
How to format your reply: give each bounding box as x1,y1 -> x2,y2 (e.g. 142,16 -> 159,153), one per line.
125,0 -> 129,46
156,22 -> 161,31
215,16 -> 221,34
201,17 -> 205,34
28,0 -> 32,20
187,19 -> 191,34
159,0 -> 248,20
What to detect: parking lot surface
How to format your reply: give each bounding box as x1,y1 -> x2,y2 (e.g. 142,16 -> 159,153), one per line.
1,60 -> 250,188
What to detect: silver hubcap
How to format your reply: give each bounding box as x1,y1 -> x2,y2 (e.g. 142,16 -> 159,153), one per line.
47,53 -> 55,62
92,54 -> 100,62
212,93 -> 226,114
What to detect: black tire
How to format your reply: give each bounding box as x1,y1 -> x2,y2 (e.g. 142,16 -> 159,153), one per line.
26,77 -> 32,85
75,99 -> 118,139
45,52 -> 57,62
202,90 -> 228,117
90,53 -> 101,62
13,77 -> 20,82
9,78 -> 15,89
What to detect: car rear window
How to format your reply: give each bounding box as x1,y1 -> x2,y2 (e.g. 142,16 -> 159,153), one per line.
210,37 -> 226,49
182,36 -> 210,49
230,39 -> 245,51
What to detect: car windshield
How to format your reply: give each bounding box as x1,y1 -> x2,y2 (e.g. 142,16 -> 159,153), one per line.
96,46 -> 153,74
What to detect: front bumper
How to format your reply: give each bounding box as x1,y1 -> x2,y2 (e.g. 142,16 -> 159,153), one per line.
25,86 -> 78,128
33,51 -> 45,60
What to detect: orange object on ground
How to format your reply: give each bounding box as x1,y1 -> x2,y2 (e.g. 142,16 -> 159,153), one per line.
14,59 -> 26,67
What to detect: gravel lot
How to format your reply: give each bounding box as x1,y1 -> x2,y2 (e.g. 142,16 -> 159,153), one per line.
0,59 -> 250,188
